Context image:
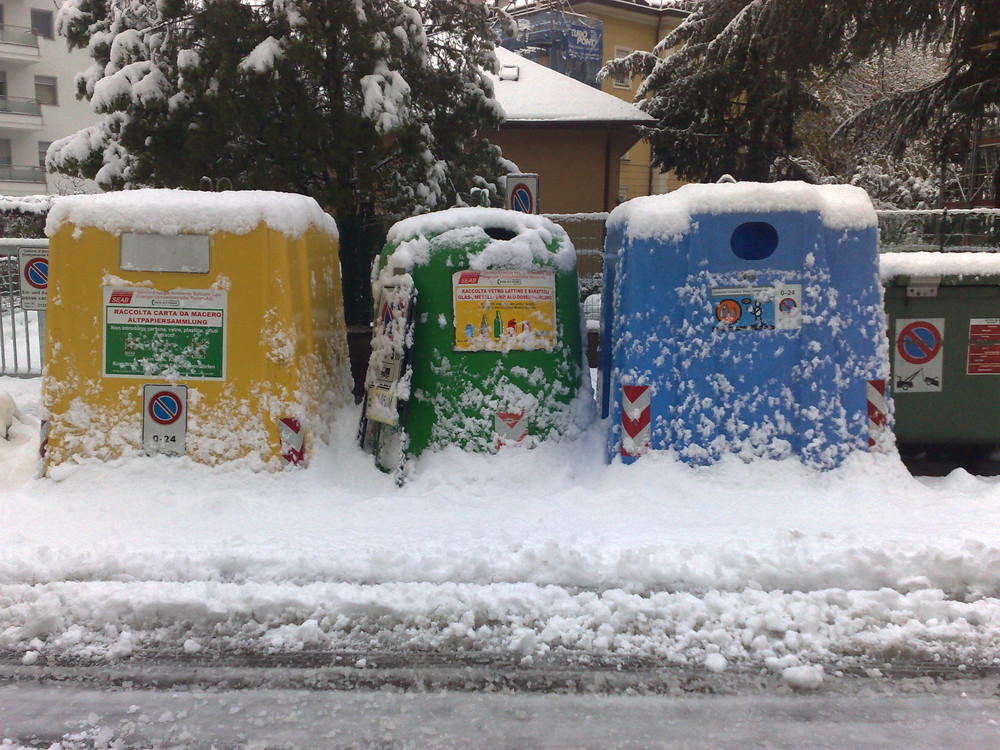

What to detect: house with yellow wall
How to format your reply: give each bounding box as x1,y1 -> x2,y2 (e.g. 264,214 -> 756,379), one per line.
489,46 -> 651,214
501,0 -> 688,204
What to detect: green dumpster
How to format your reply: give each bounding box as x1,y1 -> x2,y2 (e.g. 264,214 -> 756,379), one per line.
882,251 -> 1000,444
360,207 -> 592,474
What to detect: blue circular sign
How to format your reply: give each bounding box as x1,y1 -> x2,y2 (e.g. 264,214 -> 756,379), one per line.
897,321 -> 941,365
511,183 -> 533,213
24,258 -> 48,289
149,391 -> 183,425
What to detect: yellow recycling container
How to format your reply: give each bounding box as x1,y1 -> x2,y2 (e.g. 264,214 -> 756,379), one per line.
41,189 -> 352,472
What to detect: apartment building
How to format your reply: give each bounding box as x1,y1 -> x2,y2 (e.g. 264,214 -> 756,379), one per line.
0,0 -> 95,195
501,0 -> 688,203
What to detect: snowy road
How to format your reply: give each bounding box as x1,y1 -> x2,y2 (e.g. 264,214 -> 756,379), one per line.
1,671 -> 999,749
3,373 -> 1000,747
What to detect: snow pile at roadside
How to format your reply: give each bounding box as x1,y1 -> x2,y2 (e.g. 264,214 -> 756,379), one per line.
1,377 -> 999,671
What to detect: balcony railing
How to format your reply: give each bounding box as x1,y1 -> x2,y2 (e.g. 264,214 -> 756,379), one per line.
0,164 -> 45,183
0,96 -> 40,116
0,24 -> 39,48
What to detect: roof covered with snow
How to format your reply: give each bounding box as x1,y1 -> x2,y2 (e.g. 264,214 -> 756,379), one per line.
490,47 -> 652,124
45,189 -> 339,240
608,181 -> 877,241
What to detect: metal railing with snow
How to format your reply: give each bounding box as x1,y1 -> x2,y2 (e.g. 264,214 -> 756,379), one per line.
600,181 -> 889,469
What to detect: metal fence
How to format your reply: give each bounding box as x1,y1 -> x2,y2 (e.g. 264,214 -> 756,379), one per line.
876,209 -> 1000,253
2,208 -> 999,379
544,212 -> 607,295
1,239 -> 46,377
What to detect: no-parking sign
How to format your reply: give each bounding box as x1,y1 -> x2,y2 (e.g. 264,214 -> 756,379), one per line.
893,318 -> 944,393
17,247 -> 48,311
142,384 -> 187,455
505,173 -> 539,214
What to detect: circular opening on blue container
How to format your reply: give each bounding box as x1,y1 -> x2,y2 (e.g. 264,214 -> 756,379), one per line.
730,222 -> 778,261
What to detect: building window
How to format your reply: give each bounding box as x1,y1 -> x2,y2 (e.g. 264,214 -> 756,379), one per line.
0,71 -> 7,98
613,47 -> 632,90
30,9 -> 54,40
38,140 -> 50,168
34,75 -> 57,105
0,139 -> 12,167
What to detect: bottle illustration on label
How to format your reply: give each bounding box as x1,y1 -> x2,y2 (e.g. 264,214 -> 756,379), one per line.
479,314 -> 489,337
465,323 -> 475,338
493,310 -> 502,338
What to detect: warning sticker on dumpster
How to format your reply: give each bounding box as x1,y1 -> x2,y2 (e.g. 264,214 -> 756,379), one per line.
893,318 -> 943,392
365,281 -> 414,426
103,287 -> 227,380
710,284 -> 801,331
967,318 -> 1000,375
453,270 -> 556,352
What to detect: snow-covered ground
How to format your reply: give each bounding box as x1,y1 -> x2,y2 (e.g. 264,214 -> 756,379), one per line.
3,678 -> 1000,750
2,375 -> 1000,685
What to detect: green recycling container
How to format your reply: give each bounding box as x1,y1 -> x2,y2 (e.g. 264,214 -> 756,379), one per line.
360,207 -> 591,471
882,251 -> 1000,444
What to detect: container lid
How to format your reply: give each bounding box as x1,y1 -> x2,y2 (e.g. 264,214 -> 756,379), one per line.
881,251 -> 1000,283
46,189 -> 338,240
385,207 -> 575,273
608,181 -> 877,243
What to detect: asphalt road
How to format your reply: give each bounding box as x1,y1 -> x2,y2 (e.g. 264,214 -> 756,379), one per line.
1,661 -> 998,749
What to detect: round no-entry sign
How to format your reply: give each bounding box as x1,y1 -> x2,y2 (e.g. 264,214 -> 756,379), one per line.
896,320 -> 942,365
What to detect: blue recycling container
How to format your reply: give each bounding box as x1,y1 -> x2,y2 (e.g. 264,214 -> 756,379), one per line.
600,182 -> 888,468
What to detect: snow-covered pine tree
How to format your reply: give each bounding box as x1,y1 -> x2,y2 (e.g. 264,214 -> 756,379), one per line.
50,0 -> 508,220
600,0 -> 828,182
789,48 -> 947,209
603,0 -> 999,185
834,0 -> 999,162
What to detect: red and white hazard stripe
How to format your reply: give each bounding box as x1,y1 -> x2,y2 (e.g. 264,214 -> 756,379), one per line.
866,379 -> 888,449
495,411 -> 528,446
621,385 -> 651,458
278,417 -> 306,466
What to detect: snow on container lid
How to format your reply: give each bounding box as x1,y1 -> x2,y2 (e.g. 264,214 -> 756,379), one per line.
385,206 -> 575,273
607,181 -> 877,244
880,250 -> 1000,281
45,189 -> 339,240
